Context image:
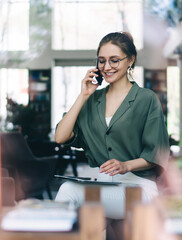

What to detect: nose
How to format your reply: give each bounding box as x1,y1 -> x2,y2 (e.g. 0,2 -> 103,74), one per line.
104,60 -> 112,70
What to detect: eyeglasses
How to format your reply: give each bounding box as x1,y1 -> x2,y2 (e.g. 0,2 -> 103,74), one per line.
97,56 -> 128,70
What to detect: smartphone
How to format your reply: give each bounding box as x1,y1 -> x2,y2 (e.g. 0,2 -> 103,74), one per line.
95,62 -> 103,85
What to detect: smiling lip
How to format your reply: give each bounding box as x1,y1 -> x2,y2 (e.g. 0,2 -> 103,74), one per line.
104,72 -> 116,77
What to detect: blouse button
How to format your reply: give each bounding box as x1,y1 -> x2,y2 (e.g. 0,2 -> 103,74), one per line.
108,147 -> 112,151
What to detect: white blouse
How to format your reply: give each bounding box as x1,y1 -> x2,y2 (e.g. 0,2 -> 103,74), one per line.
105,116 -> 112,126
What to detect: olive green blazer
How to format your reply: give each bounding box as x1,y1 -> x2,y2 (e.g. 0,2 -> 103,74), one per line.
65,82 -> 169,180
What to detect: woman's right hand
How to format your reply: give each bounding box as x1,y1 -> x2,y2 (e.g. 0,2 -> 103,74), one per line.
55,68 -> 100,144
81,68 -> 100,98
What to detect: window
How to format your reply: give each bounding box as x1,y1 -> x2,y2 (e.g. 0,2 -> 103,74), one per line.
0,0 -> 29,51
133,66 -> 143,87
53,0 -> 143,50
167,66 -> 180,141
0,69 -> 28,129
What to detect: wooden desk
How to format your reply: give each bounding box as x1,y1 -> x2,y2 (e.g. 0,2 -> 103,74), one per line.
0,204 -> 105,240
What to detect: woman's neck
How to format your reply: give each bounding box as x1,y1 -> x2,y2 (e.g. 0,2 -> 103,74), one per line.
108,79 -> 132,96
105,79 -> 133,118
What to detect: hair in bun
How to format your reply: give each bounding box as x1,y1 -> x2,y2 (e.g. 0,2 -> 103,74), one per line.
122,31 -> 134,43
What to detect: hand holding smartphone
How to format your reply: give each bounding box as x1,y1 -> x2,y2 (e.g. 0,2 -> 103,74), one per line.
95,61 -> 103,85
95,68 -> 103,85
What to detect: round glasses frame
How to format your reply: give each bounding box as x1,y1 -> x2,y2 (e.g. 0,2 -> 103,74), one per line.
97,56 -> 128,70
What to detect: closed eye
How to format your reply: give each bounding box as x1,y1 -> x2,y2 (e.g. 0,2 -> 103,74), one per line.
98,60 -> 106,64
110,59 -> 120,64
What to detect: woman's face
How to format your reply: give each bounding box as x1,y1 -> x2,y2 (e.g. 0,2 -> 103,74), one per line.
98,42 -> 133,84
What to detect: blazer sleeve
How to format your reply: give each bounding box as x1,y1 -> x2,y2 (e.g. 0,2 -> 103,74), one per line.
140,95 -> 169,171
57,112 -> 88,149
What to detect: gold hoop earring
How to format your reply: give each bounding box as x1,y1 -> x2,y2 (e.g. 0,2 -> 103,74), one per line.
127,66 -> 134,79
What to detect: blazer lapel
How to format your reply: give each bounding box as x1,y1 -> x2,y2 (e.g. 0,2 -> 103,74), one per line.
96,82 -> 140,129
109,100 -> 131,127
97,87 -> 107,129
109,82 -> 140,128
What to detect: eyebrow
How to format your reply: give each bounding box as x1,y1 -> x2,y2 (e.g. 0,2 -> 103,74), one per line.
98,55 -> 121,59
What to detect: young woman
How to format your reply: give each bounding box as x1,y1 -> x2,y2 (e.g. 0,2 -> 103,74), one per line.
55,32 -> 169,239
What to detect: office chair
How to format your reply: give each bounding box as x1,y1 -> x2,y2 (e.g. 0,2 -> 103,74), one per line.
1,132 -> 58,201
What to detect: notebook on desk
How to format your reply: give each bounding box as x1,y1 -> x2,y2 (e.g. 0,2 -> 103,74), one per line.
1,199 -> 77,232
54,175 -> 122,185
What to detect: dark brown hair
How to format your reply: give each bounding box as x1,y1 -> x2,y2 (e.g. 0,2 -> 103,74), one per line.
97,32 -> 137,68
